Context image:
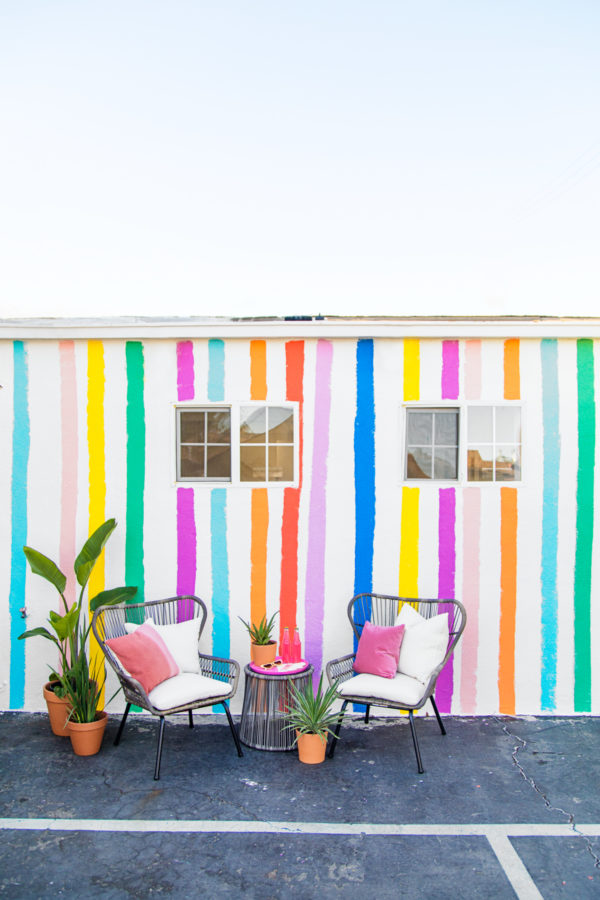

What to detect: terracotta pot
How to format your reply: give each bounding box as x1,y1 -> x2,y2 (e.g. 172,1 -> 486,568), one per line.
43,681 -> 72,737
67,711 -> 108,756
250,642 -> 277,666
296,731 -> 327,764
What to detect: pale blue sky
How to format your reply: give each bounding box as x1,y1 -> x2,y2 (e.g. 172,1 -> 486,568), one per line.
1,1 -> 599,318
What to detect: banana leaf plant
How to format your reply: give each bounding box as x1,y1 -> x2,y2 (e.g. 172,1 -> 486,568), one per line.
19,518 -> 137,700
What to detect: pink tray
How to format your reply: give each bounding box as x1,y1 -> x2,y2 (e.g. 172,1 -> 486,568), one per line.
249,658 -> 310,675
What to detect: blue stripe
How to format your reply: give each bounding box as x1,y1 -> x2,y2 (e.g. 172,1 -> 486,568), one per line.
211,489 -> 230,712
353,339 -> 375,596
208,339 -> 225,402
9,342 -> 30,708
540,339 -> 560,711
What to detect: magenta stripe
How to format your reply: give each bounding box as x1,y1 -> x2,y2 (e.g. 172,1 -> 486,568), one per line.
435,488 -> 456,713
177,340 -> 195,401
441,341 -> 459,399
304,340 -> 333,682
59,341 -> 78,613
460,488 -> 480,713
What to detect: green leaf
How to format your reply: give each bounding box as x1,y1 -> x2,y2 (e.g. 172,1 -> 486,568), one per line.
73,519 -> 117,589
23,547 -> 66,595
48,606 -> 79,641
18,626 -> 58,645
89,586 -> 137,612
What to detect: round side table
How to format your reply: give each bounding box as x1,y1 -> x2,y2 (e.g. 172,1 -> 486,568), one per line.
239,664 -> 314,751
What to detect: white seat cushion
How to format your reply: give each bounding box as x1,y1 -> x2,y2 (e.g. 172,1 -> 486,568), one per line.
148,672 -> 231,710
394,604 -> 449,684
337,672 -> 427,707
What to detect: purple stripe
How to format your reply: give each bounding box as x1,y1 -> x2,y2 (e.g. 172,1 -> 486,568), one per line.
304,340 -> 333,683
177,340 -> 195,401
435,488 -> 456,713
177,488 -> 196,616
441,341 -> 459,399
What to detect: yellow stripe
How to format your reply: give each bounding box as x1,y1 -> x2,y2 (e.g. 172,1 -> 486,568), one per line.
399,487 -> 419,597
403,339 -> 420,401
87,341 -> 106,706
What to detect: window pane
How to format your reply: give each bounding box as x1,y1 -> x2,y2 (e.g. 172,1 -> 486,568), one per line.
434,447 -> 458,479
268,445 -> 294,481
268,407 -> 294,443
180,445 -> 205,478
206,410 -> 231,443
407,412 -> 432,445
434,411 -> 458,446
467,446 -> 493,481
180,411 -> 204,444
206,445 -> 231,478
495,407 -> 521,443
468,407 -> 493,443
240,446 -> 266,481
406,448 -> 432,479
495,446 -> 521,481
240,407 -> 266,444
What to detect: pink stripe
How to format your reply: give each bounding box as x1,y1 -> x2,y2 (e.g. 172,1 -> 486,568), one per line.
304,340 -> 333,682
441,341 -> 459,399
435,488 -> 456,713
59,341 -> 78,614
460,488 -> 480,714
177,340 -> 195,401
465,340 -> 481,400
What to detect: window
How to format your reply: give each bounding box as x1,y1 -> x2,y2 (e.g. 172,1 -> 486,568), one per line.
405,408 -> 459,480
176,404 -> 295,484
467,406 -> 521,482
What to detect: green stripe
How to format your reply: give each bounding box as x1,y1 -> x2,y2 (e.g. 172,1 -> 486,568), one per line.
125,342 -> 145,604
574,339 -> 595,711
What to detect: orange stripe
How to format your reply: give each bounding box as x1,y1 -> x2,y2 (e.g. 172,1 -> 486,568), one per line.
504,339 -> 520,400
498,487 -> 518,714
250,488 -> 269,626
250,340 -> 267,401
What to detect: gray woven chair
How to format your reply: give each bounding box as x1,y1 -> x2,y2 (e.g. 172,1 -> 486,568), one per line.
325,593 -> 466,773
92,595 -> 242,779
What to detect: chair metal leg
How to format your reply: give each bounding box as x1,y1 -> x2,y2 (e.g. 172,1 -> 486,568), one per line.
154,716 -> 166,780
408,710 -> 424,774
114,702 -> 131,746
364,704 -> 370,725
188,710 -> 194,728
328,700 -> 348,758
429,696 -> 446,735
222,702 -> 243,757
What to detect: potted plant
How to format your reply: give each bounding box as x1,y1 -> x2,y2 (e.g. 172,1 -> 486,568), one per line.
238,611 -> 278,666
19,518 -> 137,741
285,673 -> 340,764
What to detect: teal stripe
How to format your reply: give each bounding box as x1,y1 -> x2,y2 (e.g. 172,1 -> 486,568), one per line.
540,339 -> 560,710
574,339 -> 595,711
9,342 -> 30,708
125,342 -> 145,604
208,340 -> 228,711
208,339 -> 225,402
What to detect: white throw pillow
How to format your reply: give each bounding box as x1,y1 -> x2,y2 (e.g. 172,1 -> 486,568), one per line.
394,604 -> 449,685
124,616 -> 201,673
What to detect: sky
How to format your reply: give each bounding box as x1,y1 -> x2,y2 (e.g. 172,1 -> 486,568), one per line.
1,1 -> 599,319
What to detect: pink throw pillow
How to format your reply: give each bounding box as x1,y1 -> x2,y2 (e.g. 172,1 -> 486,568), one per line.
353,621 -> 406,679
106,623 -> 179,694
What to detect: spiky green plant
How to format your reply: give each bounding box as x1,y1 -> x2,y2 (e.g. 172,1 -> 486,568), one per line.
238,611 -> 278,645
284,672 -> 341,741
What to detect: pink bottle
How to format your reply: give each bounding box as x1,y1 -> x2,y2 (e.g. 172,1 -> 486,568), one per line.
292,628 -> 302,663
281,627 -> 291,663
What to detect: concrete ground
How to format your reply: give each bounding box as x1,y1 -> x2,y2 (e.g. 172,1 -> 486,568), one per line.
0,711 -> 598,899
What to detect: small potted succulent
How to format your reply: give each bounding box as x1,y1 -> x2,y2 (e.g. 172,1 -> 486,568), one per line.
285,673 -> 340,764
238,612 -> 278,666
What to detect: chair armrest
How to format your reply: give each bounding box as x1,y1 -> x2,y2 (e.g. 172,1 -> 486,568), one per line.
198,653 -> 240,692
326,654 -> 355,686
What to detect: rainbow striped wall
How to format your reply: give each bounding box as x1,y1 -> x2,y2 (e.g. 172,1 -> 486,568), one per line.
2,334 -> 599,717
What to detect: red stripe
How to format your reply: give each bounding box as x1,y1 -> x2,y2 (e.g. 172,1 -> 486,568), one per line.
279,341 -> 304,639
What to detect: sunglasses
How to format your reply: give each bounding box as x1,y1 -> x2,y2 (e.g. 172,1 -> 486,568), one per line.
260,660 -> 283,669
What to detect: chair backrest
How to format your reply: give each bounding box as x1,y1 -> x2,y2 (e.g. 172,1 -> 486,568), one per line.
348,593 -> 466,669
92,594 -> 207,651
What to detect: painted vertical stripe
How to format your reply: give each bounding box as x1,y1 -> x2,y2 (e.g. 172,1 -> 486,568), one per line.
436,488 -> 456,712
504,339 -> 520,400
465,340 -> 482,401
403,339 -> 420,401
249,341 -> 268,627
176,341 -> 196,612
250,340 -> 267,401
87,341 -> 106,702
540,339 -> 560,711
461,488 -> 481,714
305,340 -> 333,679
353,339 -> 375,597
441,341 -> 459,400
59,342 -> 78,613
574,339 -> 595,712
211,489 -> 230,658
9,342 -> 30,708
177,340 -> 195,401
125,342 -> 145,604
279,341 -> 304,639
207,339 -> 225,402
399,488 -> 419,596
498,487 -> 518,715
